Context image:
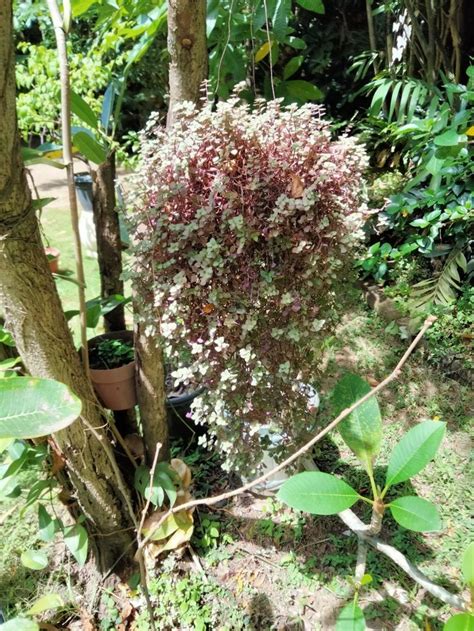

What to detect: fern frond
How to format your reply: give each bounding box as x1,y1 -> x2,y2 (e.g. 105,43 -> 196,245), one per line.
410,249 -> 467,313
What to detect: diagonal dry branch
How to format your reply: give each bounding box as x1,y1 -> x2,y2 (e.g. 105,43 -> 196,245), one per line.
338,509 -> 468,611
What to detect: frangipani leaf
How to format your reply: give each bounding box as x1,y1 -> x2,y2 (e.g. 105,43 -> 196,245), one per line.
389,496 -> 442,532
335,601 -> 365,631
444,614 -> 474,631
278,472 -> 359,515
332,373 -> 382,471
385,421 -> 446,489
0,378 -> 81,439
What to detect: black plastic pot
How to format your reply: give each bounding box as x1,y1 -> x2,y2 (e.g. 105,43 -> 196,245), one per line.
166,387 -> 206,441
74,172 -> 93,211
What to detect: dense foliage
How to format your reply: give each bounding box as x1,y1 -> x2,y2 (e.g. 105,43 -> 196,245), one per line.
129,95 -> 367,470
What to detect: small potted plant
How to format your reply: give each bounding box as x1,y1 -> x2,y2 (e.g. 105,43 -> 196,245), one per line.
88,331 -> 136,410
45,247 -> 60,273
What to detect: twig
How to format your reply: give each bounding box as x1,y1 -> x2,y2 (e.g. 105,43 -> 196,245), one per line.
338,509 -> 468,611
140,316 -> 436,549
46,0 -> 89,375
188,545 -> 208,582
135,442 -> 162,631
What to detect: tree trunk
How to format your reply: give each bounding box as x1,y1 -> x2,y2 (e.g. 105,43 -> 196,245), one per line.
0,0 -> 134,572
167,0 -> 208,126
92,152 -> 126,332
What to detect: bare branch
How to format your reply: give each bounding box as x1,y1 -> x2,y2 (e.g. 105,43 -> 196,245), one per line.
338,509 -> 468,611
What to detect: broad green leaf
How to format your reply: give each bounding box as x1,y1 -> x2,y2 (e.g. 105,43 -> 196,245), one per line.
444,614 -> 474,631
0,618 -> 39,631
101,83 -> 116,132
64,523 -> 88,566
27,593 -> 63,615
462,542 -> 474,585
284,80 -> 323,101
389,496 -> 442,532
332,374 -> 382,471
0,357 -> 21,372
71,0 -> 96,17
38,504 -> 56,542
335,601 -> 365,631
296,0 -> 325,13
273,0 -> 291,40
21,549 -> 48,570
73,131 -> 107,164
0,378 -> 81,439
283,55 -> 303,80
71,91 -> 98,129
434,129 -> 462,146
277,472 -> 359,515
385,421 -> 446,489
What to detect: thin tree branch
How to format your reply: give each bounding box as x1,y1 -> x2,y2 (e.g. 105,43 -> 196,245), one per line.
338,509 -> 468,611
140,316 -> 436,549
46,0 -> 89,374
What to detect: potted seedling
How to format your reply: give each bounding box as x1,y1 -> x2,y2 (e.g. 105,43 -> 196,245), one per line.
45,247 -> 60,273
88,331 -> 136,410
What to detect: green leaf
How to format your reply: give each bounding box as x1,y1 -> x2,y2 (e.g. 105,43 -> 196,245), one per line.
296,0 -> 325,13
71,0 -> 96,17
389,496 -> 442,532
444,614 -> 474,631
21,549 -> 48,570
332,374 -> 382,471
27,593 -> 63,615
277,472 -> 359,515
360,573 -> 372,586
0,619 -> 39,631
73,131 -> 107,164
0,377 -> 81,439
71,91 -> 98,129
38,504 -> 56,542
335,601 -> 365,631
64,523 -> 88,566
434,129 -> 462,146
101,83 -> 116,132
283,55 -> 304,80
284,80 -> 323,101
462,542 -> 474,585
385,421 -> 446,489
273,0 -> 291,41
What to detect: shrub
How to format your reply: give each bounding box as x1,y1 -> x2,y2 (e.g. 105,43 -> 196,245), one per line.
129,96 -> 367,471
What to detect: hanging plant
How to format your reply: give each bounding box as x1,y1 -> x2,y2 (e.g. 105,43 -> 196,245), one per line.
128,95 -> 367,471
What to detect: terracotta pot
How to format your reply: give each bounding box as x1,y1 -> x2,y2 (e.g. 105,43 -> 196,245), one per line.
45,247 -> 60,274
88,331 -> 137,411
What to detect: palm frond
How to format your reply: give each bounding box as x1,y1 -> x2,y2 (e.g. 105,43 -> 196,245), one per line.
410,248 -> 467,313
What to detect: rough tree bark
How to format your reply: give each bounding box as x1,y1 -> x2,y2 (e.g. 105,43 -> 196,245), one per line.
166,0 -> 208,126
0,0 -> 133,572
92,152 -> 126,332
